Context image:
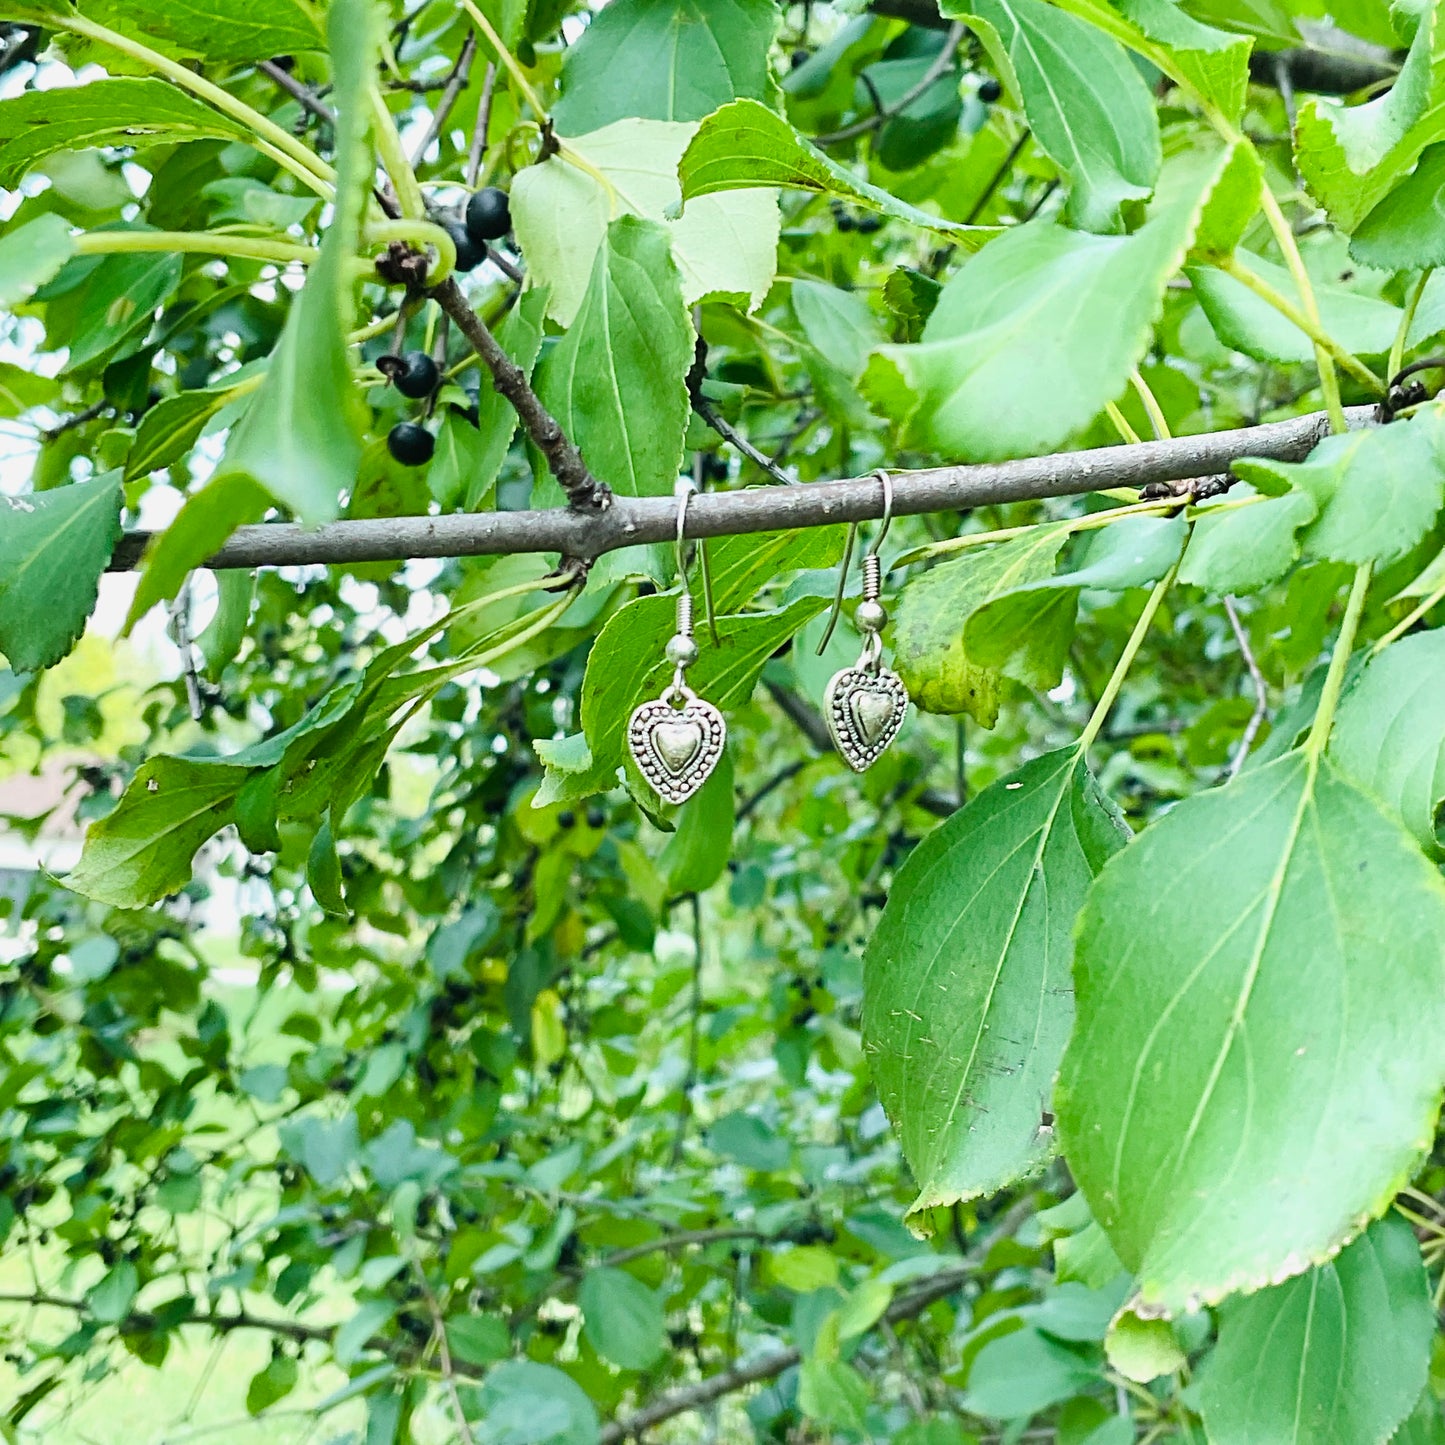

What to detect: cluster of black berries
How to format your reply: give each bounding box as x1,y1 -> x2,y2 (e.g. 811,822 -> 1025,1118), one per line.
384,187 -> 512,465
831,199 -> 884,234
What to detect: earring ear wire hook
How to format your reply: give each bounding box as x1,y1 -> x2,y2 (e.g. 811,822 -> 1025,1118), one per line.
675,479 -> 719,645
818,469 -> 892,655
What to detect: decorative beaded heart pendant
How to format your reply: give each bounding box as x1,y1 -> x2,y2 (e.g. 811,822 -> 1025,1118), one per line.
628,692 -> 727,804
825,666 -> 908,773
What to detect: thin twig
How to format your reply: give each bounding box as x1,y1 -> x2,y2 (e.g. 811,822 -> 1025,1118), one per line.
815,23 -> 966,145
40,399 -> 109,442
257,60 -> 337,128
467,61 -> 498,188
737,759 -> 808,820
670,894 -> 705,1166
1221,596 -> 1268,782
169,584 -> 204,722
410,31 -> 478,165
693,397 -> 797,486
411,1262 -> 475,1444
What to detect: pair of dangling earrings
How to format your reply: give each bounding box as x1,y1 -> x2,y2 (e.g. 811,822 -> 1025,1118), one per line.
627,471 -> 909,805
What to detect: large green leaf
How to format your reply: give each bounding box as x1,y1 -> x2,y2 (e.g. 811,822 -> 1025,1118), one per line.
1331,630 -> 1445,856
954,0 -> 1161,232
66,756 -> 245,907
553,0 -> 779,134
892,525 -> 1070,722
578,1267 -> 667,1369
0,213 -> 75,308
1295,0 -> 1445,232
534,216 -> 693,506
206,0 -> 374,524
1396,1392 -> 1445,1445
0,472 -> 123,672
1057,752 -> 1445,1313
675,98 -> 997,243
1235,416 -> 1445,567
863,749 -> 1129,1221
0,79 -> 248,188
125,376 -> 260,482
69,0 -> 326,62
1351,142 -> 1445,269
865,150 -> 1231,462
512,119 -> 778,327
1198,1215 -> 1432,1445
1187,252 -> 1402,363
1178,487 -> 1318,594
61,249 -> 182,375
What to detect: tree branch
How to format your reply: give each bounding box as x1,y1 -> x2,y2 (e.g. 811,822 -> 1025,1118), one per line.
258,59 -> 337,129
816,22 -> 966,145
598,1264 -> 973,1443
410,32 -> 478,165
107,406 -> 1367,573
431,276 -> 610,515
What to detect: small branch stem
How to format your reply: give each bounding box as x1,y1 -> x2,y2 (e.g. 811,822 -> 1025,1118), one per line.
1076,566 -> 1178,753
815,22 -> 965,144
411,31 -> 477,165
1305,562 -> 1372,758
1222,596 -> 1267,781
1390,268 -> 1433,383
468,62 -> 498,187
432,276 -> 608,512
258,59 -> 337,129
693,397 -> 797,486
458,0 -> 547,120
74,230 -> 317,266
1130,369 -> 1171,440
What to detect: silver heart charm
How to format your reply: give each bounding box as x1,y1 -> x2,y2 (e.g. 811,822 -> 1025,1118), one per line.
825,665 -> 908,772
628,689 -> 727,804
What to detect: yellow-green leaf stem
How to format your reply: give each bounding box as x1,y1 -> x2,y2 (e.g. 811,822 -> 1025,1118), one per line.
1391,268 -> 1434,383
1130,369 -> 1170,440
1106,400 -> 1142,444
60,13 -> 336,200
1076,563 -> 1178,752
459,0 -> 548,122
1306,562 -> 1373,758
1216,252 -> 1384,400
369,88 -> 428,219
73,230 -> 319,266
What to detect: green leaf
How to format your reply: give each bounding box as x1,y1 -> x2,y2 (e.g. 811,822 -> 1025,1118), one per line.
0,213 -> 74,308
1179,487 -> 1318,594
125,377 -> 259,482
963,1327 -> 1097,1418
954,0 -> 1161,232
464,288 -> 547,509
863,749 -> 1129,1221
676,98 -> 998,242
1351,142 -> 1445,268
1187,252 -> 1402,363
426,408 -> 486,512
72,0 -> 326,62
892,525 -> 1071,721
512,118 -> 779,327
1198,1215 -> 1432,1445
1395,1391 -> 1445,1445
1057,752 -> 1445,1314
1042,0 -> 1253,124
246,1353 -> 299,1415
308,817 -> 348,916
865,149 -> 1233,462
554,0 -> 780,134
0,361 -> 57,419
1236,417 -> 1445,567
0,472 -> 123,673
966,514 -> 1187,688
475,1361 -> 599,1445
446,1314 -> 510,1367
196,569 -> 253,680
208,0 -> 375,524
535,216 -> 692,511
0,78 -> 248,188
660,751 -> 735,893
1104,1310 -> 1185,1384
126,471 -> 270,628
85,1260 -> 138,1324
578,1267 -> 666,1370
1295,0 -> 1445,232
62,249 -> 182,375
66,756 -> 245,907
799,1357 -> 871,1430
1331,630 -> 1445,855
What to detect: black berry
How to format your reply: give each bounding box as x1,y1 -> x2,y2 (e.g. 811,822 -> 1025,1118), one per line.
978,76 -> 1002,103
387,422 -> 435,466
557,810 -> 576,830
441,217 -> 486,273
585,806 -> 605,829
465,187 -> 512,244
790,47 -> 810,68
837,211 -> 857,232
857,214 -> 884,234
382,350 -> 440,399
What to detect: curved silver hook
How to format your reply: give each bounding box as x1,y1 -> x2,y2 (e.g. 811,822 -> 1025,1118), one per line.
817,469 -> 894,655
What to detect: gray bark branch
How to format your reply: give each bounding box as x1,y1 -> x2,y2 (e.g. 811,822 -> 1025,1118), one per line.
107,406 -> 1367,574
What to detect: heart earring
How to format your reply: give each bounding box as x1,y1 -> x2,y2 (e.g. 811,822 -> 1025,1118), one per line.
818,470 -> 908,772
628,480 -> 727,805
